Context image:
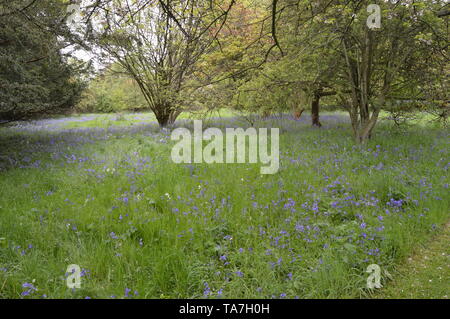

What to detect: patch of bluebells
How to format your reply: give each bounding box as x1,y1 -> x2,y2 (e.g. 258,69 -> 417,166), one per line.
1,113 -> 447,298
124,288 -> 139,298
15,244 -> 33,256
21,282 -> 38,297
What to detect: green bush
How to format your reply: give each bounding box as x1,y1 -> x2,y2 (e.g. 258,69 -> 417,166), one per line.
77,70 -> 147,113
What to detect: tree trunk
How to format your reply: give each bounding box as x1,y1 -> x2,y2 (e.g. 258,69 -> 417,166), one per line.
156,114 -> 170,128
155,108 -> 181,128
293,108 -> 304,120
168,109 -> 181,125
352,108 -> 380,144
311,94 -> 322,127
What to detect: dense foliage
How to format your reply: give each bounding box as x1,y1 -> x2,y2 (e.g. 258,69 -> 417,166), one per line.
77,66 -> 147,113
0,0 -> 86,123
235,0 -> 449,141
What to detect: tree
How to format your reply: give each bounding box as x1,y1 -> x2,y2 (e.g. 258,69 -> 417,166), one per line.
332,1 -> 448,142
266,0 -> 448,142
187,0 -> 269,115
84,0 -> 236,127
229,0 -> 344,126
0,0 -> 86,124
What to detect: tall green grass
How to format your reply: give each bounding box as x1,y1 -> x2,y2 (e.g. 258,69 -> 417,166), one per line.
0,115 -> 448,298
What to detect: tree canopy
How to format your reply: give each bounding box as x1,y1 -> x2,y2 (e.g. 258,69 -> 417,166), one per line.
0,0 -> 87,123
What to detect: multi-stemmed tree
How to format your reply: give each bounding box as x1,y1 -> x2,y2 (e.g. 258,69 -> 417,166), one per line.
329,0 -> 448,142
80,0 -> 236,127
238,0 -> 448,142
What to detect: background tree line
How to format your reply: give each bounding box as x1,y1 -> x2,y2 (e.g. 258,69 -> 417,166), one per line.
0,0 -> 448,142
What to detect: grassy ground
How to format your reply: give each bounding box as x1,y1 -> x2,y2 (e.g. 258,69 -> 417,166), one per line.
375,223 -> 449,299
0,112 -> 448,299
61,109 -> 238,129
